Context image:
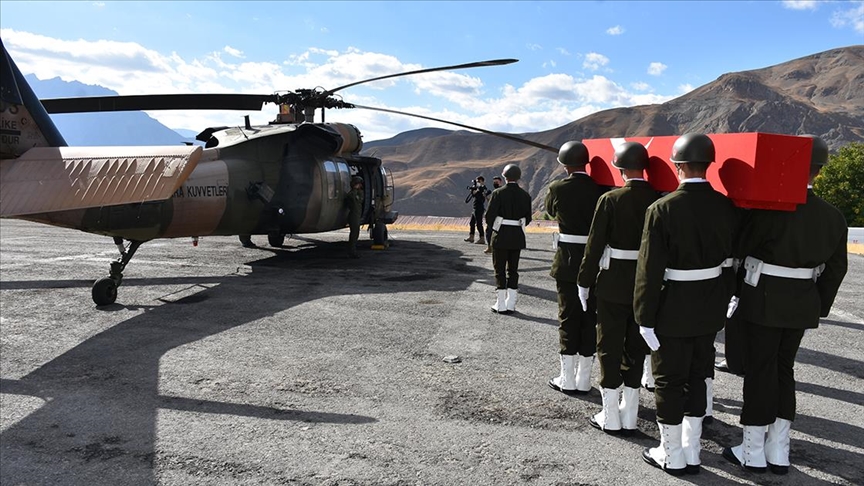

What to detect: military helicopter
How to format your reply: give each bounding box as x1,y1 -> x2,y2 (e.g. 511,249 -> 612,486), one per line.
0,38 -> 559,307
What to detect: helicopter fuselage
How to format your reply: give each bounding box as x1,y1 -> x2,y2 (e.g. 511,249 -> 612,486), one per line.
20,122 -> 396,241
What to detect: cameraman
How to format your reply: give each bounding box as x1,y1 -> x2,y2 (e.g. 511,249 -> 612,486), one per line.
464,176 -> 491,245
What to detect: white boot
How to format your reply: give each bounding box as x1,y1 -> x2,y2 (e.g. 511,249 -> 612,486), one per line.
682,416 -> 703,473
591,387 -> 622,433
725,425 -> 768,473
619,386 -> 640,434
548,354 -> 576,394
642,354 -> 655,390
574,354 -> 594,393
642,422 -> 686,476
505,288 -> 518,312
704,377 -> 714,423
491,289 -> 507,313
765,418 -> 791,474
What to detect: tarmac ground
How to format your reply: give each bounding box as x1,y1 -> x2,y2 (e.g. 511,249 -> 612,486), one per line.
1,219 -> 862,485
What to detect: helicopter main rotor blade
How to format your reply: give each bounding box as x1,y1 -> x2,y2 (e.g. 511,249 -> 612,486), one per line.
41,94 -> 275,114
326,58 -> 518,95
351,104 -> 558,153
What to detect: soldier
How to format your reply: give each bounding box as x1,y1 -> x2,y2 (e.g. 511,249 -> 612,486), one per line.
577,142 -> 659,434
635,133 -> 740,476
722,135 -> 848,475
345,176 -> 364,258
545,141 -> 605,395
486,164 -> 533,314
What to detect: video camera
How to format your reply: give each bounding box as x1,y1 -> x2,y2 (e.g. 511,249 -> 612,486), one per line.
467,179 -> 481,191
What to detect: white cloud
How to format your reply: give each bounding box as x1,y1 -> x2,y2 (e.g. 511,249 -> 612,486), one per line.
606,25 -> 625,35
223,46 -> 245,58
93,2 -> 105,7
556,47 -> 571,56
782,0 -> 818,10
678,83 -> 695,94
830,1 -> 864,33
647,62 -> 667,76
527,43 -> 542,51
0,28 -> 686,140
583,52 -> 610,71
630,81 -> 651,91
542,60 -> 557,68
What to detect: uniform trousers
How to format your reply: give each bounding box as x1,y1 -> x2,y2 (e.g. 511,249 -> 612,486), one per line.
469,207 -> 486,239
596,299 -> 648,389
492,248 -> 521,289
556,280 -> 596,356
652,333 -> 716,424
721,313 -> 746,374
347,219 -> 360,255
740,321 -> 805,425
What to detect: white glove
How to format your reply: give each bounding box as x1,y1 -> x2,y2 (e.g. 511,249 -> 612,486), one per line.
577,286 -> 590,312
639,326 -> 660,351
726,296 -> 740,319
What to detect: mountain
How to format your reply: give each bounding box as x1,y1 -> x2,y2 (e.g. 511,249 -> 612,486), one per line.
25,75 -> 186,146
361,45 -> 864,217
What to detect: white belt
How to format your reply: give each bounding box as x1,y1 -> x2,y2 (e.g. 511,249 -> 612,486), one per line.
552,232 -> 588,249
599,246 -> 640,270
664,258 -> 734,282
743,256 -> 824,287
493,216 -> 525,232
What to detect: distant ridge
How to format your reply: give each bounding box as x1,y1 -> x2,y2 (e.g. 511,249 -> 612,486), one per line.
362,45 -> 864,217
364,127 -> 453,148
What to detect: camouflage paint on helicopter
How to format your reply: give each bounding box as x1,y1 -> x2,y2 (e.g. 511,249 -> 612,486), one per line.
16,122 -> 393,241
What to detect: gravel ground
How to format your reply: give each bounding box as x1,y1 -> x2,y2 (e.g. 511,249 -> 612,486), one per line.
1,219 -> 862,486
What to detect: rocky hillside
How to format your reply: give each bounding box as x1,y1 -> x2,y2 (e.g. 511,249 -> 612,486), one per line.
362,45 -> 864,217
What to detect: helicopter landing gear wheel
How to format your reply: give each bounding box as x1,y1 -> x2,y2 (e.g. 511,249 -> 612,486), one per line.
92,277 -> 118,306
372,223 -> 389,248
268,232 -> 285,248
92,239 -> 143,306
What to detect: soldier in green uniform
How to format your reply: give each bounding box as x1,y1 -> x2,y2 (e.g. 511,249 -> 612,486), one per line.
485,164 -> 533,314
544,141 -> 605,394
578,142 -> 659,434
722,135 -> 848,475
635,133 -> 740,476
345,176 -> 364,258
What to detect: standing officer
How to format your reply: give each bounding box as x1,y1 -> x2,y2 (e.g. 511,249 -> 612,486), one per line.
635,133 -> 740,476
545,141 -> 605,395
722,135 -> 848,475
486,164 -> 532,314
345,176 -> 364,258
578,142 -> 659,434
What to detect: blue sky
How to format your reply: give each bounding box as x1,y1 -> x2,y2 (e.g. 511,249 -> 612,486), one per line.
1,1 -> 862,141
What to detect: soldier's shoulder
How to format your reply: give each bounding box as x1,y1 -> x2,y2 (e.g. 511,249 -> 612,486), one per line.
810,194 -> 848,225
548,178 -> 567,190
602,185 -> 629,199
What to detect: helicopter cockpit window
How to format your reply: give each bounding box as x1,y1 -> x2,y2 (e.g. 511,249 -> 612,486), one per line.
323,161 -> 338,199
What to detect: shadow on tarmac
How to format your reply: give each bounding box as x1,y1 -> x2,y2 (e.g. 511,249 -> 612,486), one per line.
706,398 -> 864,484
0,238 -> 483,484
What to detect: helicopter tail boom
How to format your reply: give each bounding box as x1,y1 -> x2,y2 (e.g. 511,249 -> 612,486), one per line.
0,145 -> 202,218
